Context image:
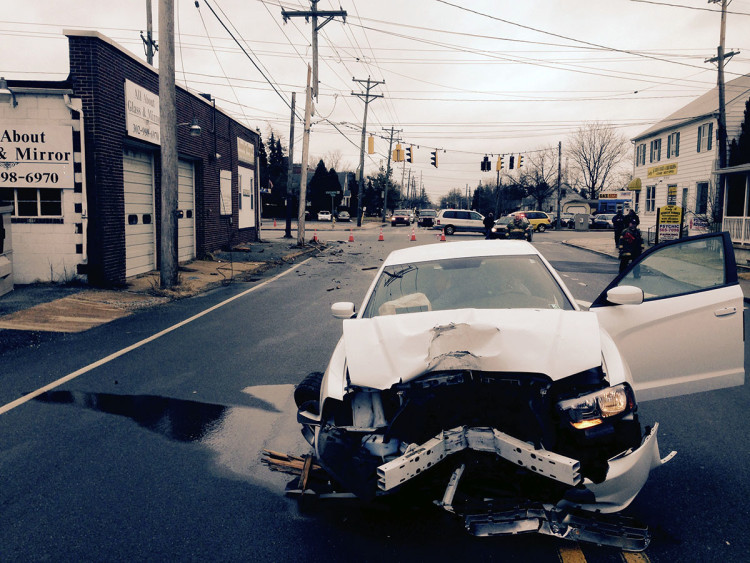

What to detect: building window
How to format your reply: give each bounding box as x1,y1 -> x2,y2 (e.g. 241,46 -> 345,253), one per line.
636,143 -> 646,166
0,188 -> 62,217
696,181 -> 709,214
667,132 -> 680,158
697,123 -> 713,153
650,139 -> 661,163
646,185 -> 656,213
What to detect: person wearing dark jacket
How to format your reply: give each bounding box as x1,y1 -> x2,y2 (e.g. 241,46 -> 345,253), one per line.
612,209 -> 625,247
483,212 -> 494,238
618,218 -> 644,274
626,209 -> 640,227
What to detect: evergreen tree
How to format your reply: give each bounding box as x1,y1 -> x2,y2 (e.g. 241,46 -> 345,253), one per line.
307,159 -> 330,212
729,97 -> 750,166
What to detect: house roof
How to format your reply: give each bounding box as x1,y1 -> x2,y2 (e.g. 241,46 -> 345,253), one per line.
633,73 -> 750,141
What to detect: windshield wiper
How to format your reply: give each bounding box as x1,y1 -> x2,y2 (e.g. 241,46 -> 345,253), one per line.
383,265 -> 416,286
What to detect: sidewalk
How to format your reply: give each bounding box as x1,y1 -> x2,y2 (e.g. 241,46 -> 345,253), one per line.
563,235 -> 750,302
0,238 -> 323,334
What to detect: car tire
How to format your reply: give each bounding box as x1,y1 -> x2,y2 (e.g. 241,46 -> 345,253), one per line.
294,371 -> 324,410
444,225 -> 455,235
537,224 -> 546,233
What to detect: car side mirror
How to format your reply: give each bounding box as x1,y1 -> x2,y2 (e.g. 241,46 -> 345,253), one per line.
331,302 -> 356,319
606,285 -> 644,305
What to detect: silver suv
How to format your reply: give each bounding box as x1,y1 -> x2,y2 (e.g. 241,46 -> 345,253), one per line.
434,209 -> 485,235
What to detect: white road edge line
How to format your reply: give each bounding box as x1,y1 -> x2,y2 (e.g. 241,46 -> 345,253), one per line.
0,257 -> 315,416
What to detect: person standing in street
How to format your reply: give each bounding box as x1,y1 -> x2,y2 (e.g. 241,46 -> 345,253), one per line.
612,208 -> 625,247
626,209 -> 640,227
483,212 -> 495,239
618,217 -> 644,274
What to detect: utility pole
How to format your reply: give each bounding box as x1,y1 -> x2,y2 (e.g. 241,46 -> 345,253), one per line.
556,141 -> 562,230
159,0 -> 178,289
382,127 -> 400,222
284,92 -> 296,239
298,66 -> 313,246
281,1 -> 346,100
707,0 -> 736,224
142,0 -> 158,65
352,76 -> 384,226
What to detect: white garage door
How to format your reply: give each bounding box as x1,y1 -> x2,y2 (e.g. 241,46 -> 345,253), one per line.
177,159 -> 195,262
123,149 -> 155,278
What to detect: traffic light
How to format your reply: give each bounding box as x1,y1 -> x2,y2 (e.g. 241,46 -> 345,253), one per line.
497,156 -> 503,171
481,156 -> 490,171
431,150 -> 438,168
509,155 -> 515,169
518,154 -> 524,168
406,146 -> 412,163
367,135 -> 374,155
393,143 -> 404,162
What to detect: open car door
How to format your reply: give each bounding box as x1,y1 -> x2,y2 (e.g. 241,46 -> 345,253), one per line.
590,232 -> 744,401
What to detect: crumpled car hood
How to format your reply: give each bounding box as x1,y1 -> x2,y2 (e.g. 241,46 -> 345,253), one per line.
343,309 -> 602,389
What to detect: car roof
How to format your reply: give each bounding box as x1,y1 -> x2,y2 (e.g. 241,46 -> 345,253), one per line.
383,240 -> 538,267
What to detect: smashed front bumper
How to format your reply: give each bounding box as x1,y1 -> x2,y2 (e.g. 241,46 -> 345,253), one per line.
377,422 -> 672,514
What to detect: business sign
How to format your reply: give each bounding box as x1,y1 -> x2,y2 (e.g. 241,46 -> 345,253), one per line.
657,205 -> 682,242
237,137 -> 255,166
0,125 -> 74,188
125,79 -> 160,145
647,163 -> 677,178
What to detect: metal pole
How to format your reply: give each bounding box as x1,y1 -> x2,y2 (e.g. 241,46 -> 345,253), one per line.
284,91 -> 296,238
159,0 -> 178,289
556,141 -> 562,230
382,127 -> 396,222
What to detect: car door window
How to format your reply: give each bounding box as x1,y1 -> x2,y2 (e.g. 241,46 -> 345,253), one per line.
470,212 -> 482,221
617,236 -> 728,301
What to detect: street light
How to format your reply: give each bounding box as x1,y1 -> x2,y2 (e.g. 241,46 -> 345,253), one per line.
0,77 -> 18,108
178,117 -> 201,136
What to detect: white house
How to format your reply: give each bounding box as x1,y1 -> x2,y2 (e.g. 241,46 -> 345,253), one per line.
630,73 -> 750,250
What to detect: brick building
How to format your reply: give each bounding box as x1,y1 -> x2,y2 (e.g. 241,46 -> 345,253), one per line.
0,30 -> 260,286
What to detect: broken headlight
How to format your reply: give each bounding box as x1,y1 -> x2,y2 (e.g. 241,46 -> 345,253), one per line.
557,383 -> 635,430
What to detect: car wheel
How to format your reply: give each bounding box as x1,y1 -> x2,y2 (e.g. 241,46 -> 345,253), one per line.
444,225 -> 455,235
537,224 -> 546,233
294,371 -> 324,410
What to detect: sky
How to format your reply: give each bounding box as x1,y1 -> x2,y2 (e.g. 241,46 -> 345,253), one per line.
2,0 -> 750,204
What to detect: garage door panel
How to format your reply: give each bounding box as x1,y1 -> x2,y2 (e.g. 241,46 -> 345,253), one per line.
177,159 -> 195,262
124,149 -> 155,278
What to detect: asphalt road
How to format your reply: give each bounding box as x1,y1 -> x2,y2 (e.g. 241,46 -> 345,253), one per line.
1,227 -> 747,562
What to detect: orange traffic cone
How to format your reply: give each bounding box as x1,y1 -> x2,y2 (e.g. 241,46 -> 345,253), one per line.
313,229 -> 318,243
378,227 -> 384,242
348,229 -> 355,242
273,218 -> 277,227
410,227 -> 417,242
440,229 -> 446,241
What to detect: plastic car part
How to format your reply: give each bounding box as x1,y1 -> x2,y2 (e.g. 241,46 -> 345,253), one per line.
376,425 -> 582,491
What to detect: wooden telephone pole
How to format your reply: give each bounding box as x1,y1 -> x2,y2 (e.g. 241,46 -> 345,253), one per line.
281,1 -> 347,100
352,77 -> 384,226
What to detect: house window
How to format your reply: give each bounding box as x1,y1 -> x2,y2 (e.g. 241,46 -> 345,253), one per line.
697,123 -> 713,153
636,143 -> 646,166
0,188 -> 62,217
696,182 -> 709,214
646,185 -> 656,213
650,139 -> 661,163
667,132 -> 680,158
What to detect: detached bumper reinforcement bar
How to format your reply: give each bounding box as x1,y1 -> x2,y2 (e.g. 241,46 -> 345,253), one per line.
376,426 -> 581,491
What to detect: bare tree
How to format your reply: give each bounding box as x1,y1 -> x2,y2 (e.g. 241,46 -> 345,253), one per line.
566,122 -> 630,200
520,146 -> 558,209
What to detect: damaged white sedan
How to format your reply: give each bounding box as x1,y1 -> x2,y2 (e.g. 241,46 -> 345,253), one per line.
294,233 -> 744,550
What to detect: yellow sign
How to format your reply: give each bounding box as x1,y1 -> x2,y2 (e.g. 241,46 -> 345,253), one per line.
647,163 -> 677,178
659,205 -> 682,224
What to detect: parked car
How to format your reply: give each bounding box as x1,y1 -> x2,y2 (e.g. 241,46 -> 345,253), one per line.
294,233 -> 743,549
509,210 -> 551,232
489,215 -> 532,241
434,209 -> 485,235
417,209 -> 437,228
592,213 -> 615,229
317,210 -> 332,221
552,212 -> 575,229
337,210 -> 351,222
391,209 -> 413,226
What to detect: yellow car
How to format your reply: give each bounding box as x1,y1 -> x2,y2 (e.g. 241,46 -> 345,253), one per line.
509,211 -> 552,232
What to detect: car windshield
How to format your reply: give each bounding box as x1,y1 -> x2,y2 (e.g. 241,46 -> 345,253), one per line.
495,217 -> 513,225
394,210 -> 409,215
420,210 -> 436,217
362,255 -> 574,317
